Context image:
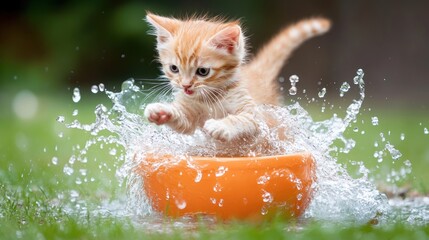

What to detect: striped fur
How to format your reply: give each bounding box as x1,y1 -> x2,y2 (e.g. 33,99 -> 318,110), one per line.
144,13 -> 330,142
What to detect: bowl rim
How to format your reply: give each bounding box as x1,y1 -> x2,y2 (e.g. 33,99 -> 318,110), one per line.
140,152 -> 314,171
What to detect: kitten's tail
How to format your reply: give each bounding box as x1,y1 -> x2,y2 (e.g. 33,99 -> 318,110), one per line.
242,17 -> 331,105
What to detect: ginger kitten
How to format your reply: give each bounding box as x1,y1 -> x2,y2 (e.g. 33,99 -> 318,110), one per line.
144,13 -> 330,142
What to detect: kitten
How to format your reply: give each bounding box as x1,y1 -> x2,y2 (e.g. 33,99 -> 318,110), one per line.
144,13 -> 330,142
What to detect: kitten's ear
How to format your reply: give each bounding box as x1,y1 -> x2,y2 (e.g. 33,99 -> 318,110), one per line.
146,13 -> 180,43
209,25 -> 242,54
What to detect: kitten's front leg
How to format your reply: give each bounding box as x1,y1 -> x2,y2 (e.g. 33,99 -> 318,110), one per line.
144,103 -> 174,125
204,113 -> 259,142
144,102 -> 196,134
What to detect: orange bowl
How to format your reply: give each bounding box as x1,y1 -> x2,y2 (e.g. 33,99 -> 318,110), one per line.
136,152 -> 315,220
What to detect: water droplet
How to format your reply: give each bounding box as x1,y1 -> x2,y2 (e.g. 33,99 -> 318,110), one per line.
121,54 -> 126,58
51,157 -> 58,165
72,109 -> 79,116
98,83 -> 105,92
210,198 -> 216,204
121,79 -> 134,91
380,133 -> 386,142
278,76 -> 285,83
424,128 -> 429,135
91,85 -> 99,94
63,164 -> 74,175
56,116 -> 65,123
218,199 -> 224,207
79,169 -> 87,176
175,199 -> 187,209
297,193 -> 303,201
215,166 -> 227,177
70,190 -> 79,199
194,171 -> 202,183
385,142 -> 402,160
318,88 -> 326,98
109,148 -> 117,156
261,206 -> 268,215
75,46 -> 80,51
339,82 -> 350,97
75,178 -> 82,185
289,86 -> 297,95
404,160 -> 412,167
280,86 -> 284,92
356,68 -> 364,76
69,156 -> 76,164
72,88 -> 81,103
289,75 -> 299,83
371,116 -> 379,126
257,175 -> 270,185
400,133 -> 405,141
262,190 -> 273,203
213,183 -> 223,192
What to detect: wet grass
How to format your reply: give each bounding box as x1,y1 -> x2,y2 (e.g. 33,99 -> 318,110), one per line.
1,93 -> 429,239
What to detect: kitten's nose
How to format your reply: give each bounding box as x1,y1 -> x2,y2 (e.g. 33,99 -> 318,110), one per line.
182,84 -> 194,95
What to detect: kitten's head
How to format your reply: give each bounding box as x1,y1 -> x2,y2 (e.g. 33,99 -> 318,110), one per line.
146,13 -> 246,98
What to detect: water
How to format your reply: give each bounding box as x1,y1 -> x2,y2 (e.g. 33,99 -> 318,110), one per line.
58,69 -> 429,228
289,75 -> 299,95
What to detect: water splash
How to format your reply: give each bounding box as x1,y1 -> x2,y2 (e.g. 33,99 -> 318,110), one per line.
91,85 -> 99,94
318,88 -> 326,98
371,116 -> 379,126
289,75 -> 299,96
339,82 -> 351,97
59,68 -> 422,226
72,88 -> 81,103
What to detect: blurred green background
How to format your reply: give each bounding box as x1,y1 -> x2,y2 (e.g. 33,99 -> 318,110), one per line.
1,0 -> 429,188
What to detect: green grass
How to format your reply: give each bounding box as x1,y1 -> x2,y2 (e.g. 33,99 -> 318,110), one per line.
1,92 -> 429,239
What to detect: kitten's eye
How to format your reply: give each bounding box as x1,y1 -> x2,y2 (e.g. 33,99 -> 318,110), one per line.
170,65 -> 179,73
196,67 -> 210,77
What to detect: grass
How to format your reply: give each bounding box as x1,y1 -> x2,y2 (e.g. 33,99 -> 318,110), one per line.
1,90 -> 429,239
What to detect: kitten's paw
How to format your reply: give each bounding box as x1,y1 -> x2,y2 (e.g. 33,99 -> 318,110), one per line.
144,103 -> 173,125
203,119 -> 235,142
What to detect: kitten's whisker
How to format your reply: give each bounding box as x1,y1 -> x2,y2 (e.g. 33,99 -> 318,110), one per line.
200,89 -> 213,116
141,82 -> 171,92
202,88 -> 220,117
134,77 -> 169,81
141,84 -> 170,98
204,88 -> 227,117
142,84 -> 173,103
212,92 -> 228,117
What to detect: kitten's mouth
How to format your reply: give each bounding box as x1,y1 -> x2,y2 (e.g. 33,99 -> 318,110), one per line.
184,87 -> 194,95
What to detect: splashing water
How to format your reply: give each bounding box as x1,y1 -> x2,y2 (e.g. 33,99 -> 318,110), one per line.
289,75 -> 299,96
72,87 -> 81,103
339,82 -> 351,97
318,88 -> 327,98
59,68 -> 427,227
